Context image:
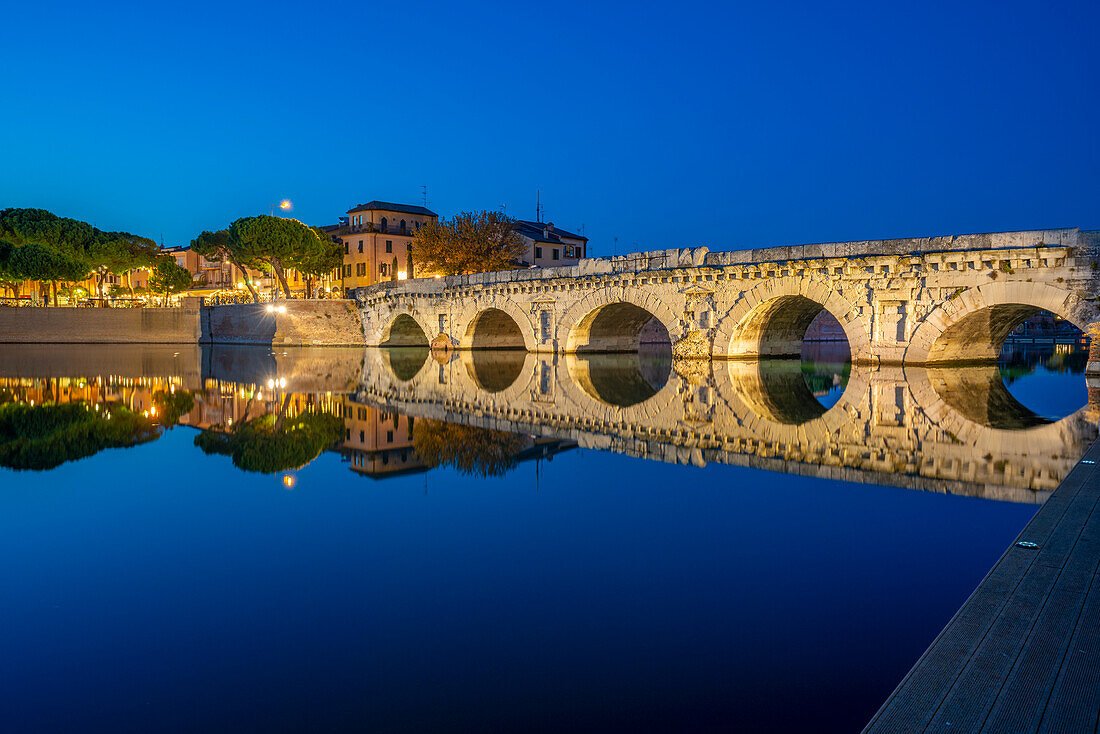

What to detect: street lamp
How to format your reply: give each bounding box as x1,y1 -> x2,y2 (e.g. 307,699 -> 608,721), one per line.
270,199 -> 292,216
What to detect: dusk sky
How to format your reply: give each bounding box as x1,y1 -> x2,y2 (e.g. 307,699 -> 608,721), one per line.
2,0 -> 1097,253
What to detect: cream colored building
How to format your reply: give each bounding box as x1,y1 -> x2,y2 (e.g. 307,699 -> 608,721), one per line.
513,220 -> 588,268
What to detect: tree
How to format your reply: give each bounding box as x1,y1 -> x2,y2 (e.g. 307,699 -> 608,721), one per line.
86,232 -> 159,302
191,228 -> 262,303
0,208 -> 156,305
410,210 -> 528,276
406,248 -> 414,279
412,419 -> 527,477
5,242 -> 91,306
149,257 -> 194,306
192,216 -> 336,300
293,227 -> 343,298
391,255 -> 399,281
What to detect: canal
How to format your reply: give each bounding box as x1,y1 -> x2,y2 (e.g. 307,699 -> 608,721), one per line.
0,340 -> 1092,732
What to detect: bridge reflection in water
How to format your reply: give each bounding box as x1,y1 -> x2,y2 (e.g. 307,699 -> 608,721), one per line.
0,344 -> 1092,502
357,344 -> 1097,503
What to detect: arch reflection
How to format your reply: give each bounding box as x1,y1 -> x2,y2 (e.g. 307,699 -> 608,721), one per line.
567,344 -> 672,407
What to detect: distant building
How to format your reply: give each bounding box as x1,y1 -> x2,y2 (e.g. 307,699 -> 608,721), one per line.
512,220 -> 588,268
337,201 -> 439,291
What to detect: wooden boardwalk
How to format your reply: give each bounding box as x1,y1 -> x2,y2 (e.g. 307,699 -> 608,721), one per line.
865,439 -> 1100,733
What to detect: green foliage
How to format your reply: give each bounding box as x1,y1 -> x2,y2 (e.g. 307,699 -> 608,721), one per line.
411,211 -> 528,276
412,419 -> 526,477
149,257 -> 194,303
193,216 -> 337,298
194,410 -> 344,473
0,401 -> 159,470
4,241 -> 91,284
152,389 -> 195,427
0,209 -> 156,300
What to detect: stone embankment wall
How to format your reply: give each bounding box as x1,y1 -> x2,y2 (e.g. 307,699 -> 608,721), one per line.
200,300 -> 365,346
0,307 -> 201,343
0,300 -> 366,347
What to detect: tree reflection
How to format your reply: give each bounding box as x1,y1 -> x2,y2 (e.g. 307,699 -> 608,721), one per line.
0,401 -> 159,470
194,395 -> 343,473
152,389 -> 194,428
412,419 -> 526,477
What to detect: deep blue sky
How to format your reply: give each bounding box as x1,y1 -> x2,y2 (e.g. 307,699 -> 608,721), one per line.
2,0 -> 1097,254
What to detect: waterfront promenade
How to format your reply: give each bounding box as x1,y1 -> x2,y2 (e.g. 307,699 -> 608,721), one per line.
865,439 -> 1100,732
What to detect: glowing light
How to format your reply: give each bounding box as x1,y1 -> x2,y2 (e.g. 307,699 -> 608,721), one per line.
266,304 -> 275,313
280,199 -> 291,210
282,474 -> 297,489
276,305 -> 287,314
266,379 -> 275,389
236,282 -> 245,290
279,378 -> 286,388
397,271 -> 408,280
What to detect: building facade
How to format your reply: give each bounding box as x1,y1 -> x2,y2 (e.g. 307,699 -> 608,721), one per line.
338,201 -> 439,291
512,220 -> 588,268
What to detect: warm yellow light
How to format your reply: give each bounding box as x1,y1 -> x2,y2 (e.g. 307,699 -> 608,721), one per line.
282,474 -> 297,489
397,271 -> 408,280
280,199 -> 292,210
236,282 -> 245,290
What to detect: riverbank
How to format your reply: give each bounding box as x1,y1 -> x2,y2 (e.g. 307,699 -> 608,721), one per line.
0,301 -> 365,347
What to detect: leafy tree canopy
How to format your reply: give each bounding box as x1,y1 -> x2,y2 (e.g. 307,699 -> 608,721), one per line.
149,256 -> 194,304
411,211 -> 528,276
192,216 -> 336,299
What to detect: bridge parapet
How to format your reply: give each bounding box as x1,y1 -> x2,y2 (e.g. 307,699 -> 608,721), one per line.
354,227 -> 1100,364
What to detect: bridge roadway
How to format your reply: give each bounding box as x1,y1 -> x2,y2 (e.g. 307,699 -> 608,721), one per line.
355,227 -> 1100,365
353,347 -> 1098,503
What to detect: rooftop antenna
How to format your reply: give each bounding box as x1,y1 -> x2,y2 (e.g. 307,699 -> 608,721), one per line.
536,189 -> 540,223
420,185 -> 428,207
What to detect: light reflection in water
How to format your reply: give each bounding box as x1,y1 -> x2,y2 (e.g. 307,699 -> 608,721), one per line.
0,343 -> 1094,502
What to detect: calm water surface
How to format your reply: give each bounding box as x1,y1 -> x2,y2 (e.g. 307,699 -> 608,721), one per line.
0,343 -> 1092,732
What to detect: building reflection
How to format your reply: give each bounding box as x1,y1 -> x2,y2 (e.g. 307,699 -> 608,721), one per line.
0,343 -> 1095,499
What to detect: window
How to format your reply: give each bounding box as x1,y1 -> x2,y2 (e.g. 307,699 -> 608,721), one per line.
356,263 -> 366,277
552,249 -> 559,260
343,264 -> 351,277
344,243 -> 349,255
385,240 -> 392,253
387,430 -> 393,442
380,217 -> 387,232
359,430 -> 364,442
535,246 -> 542,259
416,222 -> 421,230
358,240 -> 363,253
380,263 -> 388,276
399,220 -> 406,234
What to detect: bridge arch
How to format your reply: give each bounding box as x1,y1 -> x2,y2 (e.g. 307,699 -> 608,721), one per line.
561,292 -> 678,353
905,282 -> 1097,364
459,305 -> 535,351
715,278 -> 871,360
380,312 -> 432,347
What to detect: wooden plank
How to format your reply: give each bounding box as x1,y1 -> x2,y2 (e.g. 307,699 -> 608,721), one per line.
864,440 -> 1100,733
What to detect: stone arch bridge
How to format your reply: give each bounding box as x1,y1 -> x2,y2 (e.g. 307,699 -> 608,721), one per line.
354,227 -> 1100,363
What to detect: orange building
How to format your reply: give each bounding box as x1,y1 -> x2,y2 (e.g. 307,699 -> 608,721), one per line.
337,201 -> 439,292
